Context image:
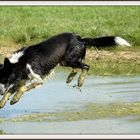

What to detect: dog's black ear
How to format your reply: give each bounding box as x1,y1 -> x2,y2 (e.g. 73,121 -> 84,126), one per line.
4,58 -> 11,67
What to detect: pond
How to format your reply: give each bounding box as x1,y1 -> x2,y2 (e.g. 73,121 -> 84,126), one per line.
0,69 -> 140,134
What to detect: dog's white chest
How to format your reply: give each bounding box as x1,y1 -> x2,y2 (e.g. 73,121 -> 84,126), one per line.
9,51 -> 24,63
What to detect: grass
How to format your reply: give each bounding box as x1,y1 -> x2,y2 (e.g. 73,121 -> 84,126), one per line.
0,6 -> 139,75
0,6 -> 140,47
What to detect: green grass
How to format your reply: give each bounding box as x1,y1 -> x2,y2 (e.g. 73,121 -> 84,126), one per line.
86,50 -> 140,76
89,59 -> 140,76
0,6 -> 139,75
0,6 -> 140,47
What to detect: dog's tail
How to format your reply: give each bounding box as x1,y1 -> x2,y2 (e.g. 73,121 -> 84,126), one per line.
80,36 -> 131,49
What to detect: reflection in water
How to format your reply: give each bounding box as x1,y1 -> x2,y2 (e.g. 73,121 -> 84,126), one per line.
0,130 -> 6,135
0,71 -> 140,134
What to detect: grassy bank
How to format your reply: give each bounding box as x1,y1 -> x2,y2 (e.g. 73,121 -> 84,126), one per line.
0,102 -> 140,123
85,48 -> 140,75
0,6 -> 139,75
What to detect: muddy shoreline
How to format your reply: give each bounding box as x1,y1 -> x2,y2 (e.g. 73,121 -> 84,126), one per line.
0,47 -> 140,75
0,46 -> 140,61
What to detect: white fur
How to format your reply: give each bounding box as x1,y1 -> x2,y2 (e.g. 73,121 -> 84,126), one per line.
0,84 -> 6,95
115,37 -> 131,47
9,51 -> 24,63
26,63 -> 56,85
43,69 -> 55,81
26,64 -> 43,83
0,84 -> 14,95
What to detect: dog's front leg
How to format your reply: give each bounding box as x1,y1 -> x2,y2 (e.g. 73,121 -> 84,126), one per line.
10,80 -> 42,105
11,64 -> 43,105
10,80 -> 26,105
0,92 -> 12,108
0,87 -> 16,108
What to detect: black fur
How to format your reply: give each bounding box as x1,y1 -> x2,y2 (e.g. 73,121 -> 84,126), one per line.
80,36 -> 116,48
0,32 -> 129,95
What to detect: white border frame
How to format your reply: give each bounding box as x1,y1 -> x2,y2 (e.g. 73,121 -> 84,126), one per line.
0,1 -> 140,139
0,1 -> 139,6
0,134 -> 140,139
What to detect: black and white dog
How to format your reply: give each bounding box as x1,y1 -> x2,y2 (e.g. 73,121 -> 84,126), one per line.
0,32 -> 131,108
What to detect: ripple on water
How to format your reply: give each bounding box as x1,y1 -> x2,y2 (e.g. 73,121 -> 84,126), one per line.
0,72 -> 140,134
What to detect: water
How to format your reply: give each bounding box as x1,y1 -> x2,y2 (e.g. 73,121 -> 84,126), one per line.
0,70 -> 140,134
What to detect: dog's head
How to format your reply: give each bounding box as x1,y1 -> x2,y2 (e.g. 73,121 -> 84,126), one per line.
0,58 -> 17,95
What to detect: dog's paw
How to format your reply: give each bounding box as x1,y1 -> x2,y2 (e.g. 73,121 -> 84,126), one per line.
66,77 -> 73,84
10,96 -> 20,105
10,99 -> 17,105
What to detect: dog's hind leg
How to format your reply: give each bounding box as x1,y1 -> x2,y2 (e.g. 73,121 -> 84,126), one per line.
78,67 -> 89,87
72,62 -> 90,87
64,41 -> 89,87
66,68 -> 77,84
67,60 -> 90,87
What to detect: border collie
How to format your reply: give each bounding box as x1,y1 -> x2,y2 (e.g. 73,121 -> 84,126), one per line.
0,32 -> 131,108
